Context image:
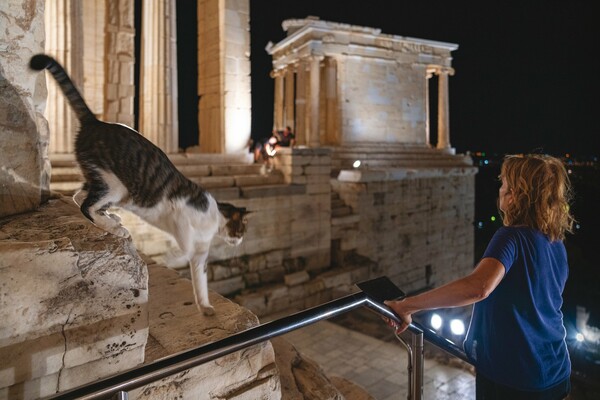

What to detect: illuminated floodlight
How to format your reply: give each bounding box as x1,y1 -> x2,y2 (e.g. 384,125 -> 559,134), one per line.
353,160 -> 361,168
430,313 -> 443,330
575,333 -> 585,342
450,319 -> 465,335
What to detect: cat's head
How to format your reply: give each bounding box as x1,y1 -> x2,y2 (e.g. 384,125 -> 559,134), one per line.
217,202 -> 250,245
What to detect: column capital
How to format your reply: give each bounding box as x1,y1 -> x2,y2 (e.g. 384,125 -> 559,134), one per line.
306,54 -> 325,64
325,56 -> 337,67
271,67 -> 289,78
426,65 -> 455,77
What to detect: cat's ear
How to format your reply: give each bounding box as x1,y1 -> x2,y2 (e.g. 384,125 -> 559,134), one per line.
232,208 -> 252,221
217,202 -> 235,217
218,202 -> 251,219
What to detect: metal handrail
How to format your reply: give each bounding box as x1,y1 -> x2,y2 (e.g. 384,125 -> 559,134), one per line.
44,288 -> 472,400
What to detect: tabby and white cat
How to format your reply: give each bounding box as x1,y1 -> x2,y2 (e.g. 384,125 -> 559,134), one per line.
30,53 -> 249,316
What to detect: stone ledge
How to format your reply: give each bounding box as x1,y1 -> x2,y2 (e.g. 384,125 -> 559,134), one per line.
133,260 -> 281,399
240,184 -> 306,198
337,166 -> 478,182
0,197 -> 148,397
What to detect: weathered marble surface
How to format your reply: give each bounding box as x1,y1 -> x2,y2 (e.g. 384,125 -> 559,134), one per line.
134,260 -> 281,400
0,197 -> 148,398
0,0 -> 50,218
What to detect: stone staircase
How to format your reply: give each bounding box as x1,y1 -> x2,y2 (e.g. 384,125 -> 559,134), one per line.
49,152 -> 284,196
329,143 -> 472,175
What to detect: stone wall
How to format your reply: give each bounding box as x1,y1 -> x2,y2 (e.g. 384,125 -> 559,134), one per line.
0,0 -> 50,218
337,58 -> 427,144
333,167 -> 477,293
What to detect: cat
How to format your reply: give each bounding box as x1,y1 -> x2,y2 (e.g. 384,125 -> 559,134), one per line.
29,53 -> 249,316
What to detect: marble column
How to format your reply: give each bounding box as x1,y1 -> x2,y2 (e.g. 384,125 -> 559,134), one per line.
44,0 -> 84,154
324,57 -> 338,145
272,69 -> 284,131
294,60 -> 307,146
104,0 -> 135,127
139,0 -> 178,153
307,55 -> 323,147
436,67 -> 454,153
425,66 -> 435,148
284,67 -> 295,131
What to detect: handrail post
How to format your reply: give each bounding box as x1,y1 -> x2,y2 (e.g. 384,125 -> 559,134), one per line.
112,391 -> 128,400
411,330 -> 424,400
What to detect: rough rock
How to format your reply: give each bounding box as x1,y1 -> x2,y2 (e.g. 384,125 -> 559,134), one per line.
132,260 -> 281,399
0,0 -> 51,218
0,197 -> 148,398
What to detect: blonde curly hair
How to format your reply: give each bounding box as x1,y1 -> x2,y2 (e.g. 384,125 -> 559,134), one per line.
499,154 -> 575,241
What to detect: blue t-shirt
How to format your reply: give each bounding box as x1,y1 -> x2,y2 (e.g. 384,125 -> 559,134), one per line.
463,226 -> 571,391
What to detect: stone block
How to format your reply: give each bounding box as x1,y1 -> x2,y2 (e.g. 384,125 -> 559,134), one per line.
193,175 -> 235,188
0,198 -> 148,396
136,264 -> 280,399
210,186 -> 242,201
241,184 -> 305,198
284,271 -> 310,287
209,275 -> 245,295
0,5 -> 49,218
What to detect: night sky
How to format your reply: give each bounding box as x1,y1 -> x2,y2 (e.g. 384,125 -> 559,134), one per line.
249,0 -> 597,157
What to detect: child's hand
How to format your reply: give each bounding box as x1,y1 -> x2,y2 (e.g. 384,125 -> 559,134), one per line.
383,299 -> 412,334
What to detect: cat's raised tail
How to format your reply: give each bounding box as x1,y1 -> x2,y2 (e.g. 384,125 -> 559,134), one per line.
29,54 -> 96,124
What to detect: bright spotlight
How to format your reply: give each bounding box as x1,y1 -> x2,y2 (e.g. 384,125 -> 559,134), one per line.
575,333 -> 585,342
353,160 -> 361,168
450,319 -> 465,335
430,313 -> 443,330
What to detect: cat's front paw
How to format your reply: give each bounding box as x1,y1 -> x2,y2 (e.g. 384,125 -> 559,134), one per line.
110,225 -> 131,238
200,304 -> 215,316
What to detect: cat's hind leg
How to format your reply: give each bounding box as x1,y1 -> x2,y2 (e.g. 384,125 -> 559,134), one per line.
72,183 -> 88,207
80,180 -> 129,238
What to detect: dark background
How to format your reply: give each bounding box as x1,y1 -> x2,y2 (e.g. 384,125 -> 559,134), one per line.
249,0 -> 597,156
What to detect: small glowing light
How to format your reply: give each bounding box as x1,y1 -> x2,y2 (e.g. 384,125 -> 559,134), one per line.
575,224 -> 580,230
575,333 -> 584,342
430,313 -> 443,330
484,159 -> 489,165
567,169 -> 572,174
450,319 -> 465,335
353,160 -> 361,168
490,216 -> 496,222
478,221 -> 483,228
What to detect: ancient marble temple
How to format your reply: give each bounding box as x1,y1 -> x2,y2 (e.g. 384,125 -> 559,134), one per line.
268,17 -> 456,153
0,1 -> 476,398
